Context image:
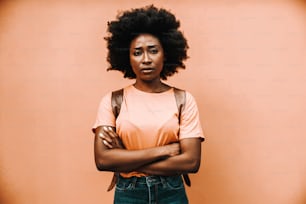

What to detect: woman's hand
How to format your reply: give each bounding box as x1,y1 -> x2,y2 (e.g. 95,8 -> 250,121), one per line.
98,126 -> 125,149
162,142 -> 180,157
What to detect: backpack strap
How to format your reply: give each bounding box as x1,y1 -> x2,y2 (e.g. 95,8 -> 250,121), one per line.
106,89 -> 124,191
173,88 -> 191,187
111,88 -> 124,118
173,87 -> 186,124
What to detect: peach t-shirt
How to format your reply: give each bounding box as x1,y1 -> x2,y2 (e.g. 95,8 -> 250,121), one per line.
93,85 -> 204,177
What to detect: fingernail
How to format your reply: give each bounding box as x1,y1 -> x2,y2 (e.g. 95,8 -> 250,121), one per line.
103,126 -> 108,131
108,126 -> 112,130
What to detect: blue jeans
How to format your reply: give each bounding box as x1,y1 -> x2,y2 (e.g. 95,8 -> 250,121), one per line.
114,175 -> 188,204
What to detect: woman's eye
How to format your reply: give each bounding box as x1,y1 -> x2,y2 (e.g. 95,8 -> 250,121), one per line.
133,50 -> 142,56
150,49 -> 158,54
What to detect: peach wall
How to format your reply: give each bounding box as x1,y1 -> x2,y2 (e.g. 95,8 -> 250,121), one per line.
0,0 -> 305,204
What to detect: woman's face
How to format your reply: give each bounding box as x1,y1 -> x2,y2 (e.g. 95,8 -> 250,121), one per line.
129,33 -> 164,82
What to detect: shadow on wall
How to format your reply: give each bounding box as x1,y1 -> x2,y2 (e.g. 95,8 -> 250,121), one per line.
0,1 -> 13,203
301,178 -> 306,204
301,189 -> 306,204
297,0 -> 306,8
0,0 -> 7,6
0,168 -> 15,204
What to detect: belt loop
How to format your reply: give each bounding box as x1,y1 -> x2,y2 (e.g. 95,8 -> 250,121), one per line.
131,176 -> 137,188
159,176 -> 167,188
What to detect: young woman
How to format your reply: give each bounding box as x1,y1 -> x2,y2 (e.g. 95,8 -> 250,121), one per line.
93,5 -> 204,204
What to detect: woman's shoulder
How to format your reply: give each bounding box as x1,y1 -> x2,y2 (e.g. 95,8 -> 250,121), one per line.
171,87 -> 194,98
101,85 -> 133,97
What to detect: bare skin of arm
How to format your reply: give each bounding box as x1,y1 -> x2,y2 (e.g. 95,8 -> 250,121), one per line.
94,126 -> 180,173
137,138 -> 202,175
98,126 -> 202,175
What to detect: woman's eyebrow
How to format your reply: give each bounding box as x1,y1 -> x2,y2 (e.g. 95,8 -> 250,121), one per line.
148,45 -> 158,49
133,44 -> 158,49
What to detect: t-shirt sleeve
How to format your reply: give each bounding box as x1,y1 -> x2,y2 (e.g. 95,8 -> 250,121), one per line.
92,92 -> 115,133
179,91 -> 205,141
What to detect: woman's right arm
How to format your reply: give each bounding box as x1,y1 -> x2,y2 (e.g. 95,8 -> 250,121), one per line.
94,126 -> 180,173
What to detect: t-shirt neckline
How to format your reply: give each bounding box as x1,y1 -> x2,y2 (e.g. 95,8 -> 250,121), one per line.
130,84 -> 173,95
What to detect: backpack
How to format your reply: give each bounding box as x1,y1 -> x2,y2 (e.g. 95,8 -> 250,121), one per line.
107,87 -> 190,191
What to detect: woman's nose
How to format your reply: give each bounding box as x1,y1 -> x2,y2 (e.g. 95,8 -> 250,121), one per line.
142,52 -> 152,64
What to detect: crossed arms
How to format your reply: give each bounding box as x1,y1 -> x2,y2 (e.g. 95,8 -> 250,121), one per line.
94,126 -> 202,176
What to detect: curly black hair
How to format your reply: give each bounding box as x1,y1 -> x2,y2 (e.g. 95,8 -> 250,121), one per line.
104,5 -> 189,80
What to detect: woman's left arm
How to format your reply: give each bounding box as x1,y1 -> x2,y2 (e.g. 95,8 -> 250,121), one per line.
137,138 -> 202,175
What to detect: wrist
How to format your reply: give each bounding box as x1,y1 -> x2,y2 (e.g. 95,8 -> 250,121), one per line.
157,146 -> 171,158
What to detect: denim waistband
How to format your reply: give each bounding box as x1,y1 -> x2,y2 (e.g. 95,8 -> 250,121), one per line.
115,175 -> 188,204
118,175 -> 181,187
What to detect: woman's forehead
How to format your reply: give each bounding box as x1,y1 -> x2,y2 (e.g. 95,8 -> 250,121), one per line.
131,34 -> 161,48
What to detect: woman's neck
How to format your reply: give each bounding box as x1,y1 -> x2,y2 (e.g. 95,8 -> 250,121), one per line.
133,80 -> 170,93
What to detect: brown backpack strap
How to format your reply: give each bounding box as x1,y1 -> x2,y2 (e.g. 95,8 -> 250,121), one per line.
173,88 -> 191,187
107,172 -> 119,192
107,89 -> 124,191
111,88 -> 124,118
173,87 -> 186,124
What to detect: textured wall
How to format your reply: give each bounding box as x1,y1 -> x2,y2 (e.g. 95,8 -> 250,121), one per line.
0,0 -> 305,203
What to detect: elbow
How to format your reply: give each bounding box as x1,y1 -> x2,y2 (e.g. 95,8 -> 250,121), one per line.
188,159 -> 201,173
95,157 -> 113,171
189,164 -> 200,173
95,159 -> 106,171
95,163 -> 105,171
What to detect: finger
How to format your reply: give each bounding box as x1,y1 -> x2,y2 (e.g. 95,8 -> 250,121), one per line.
102,139 -> 113,149
98,132 -> 104,138
103,126 -> 109,131
102,126 -> 113,134
108,131 -> 118,138
101,129 -> 111,137
102,127 -> 114,137
99,133 -> 113,143
105,127 -> 118,138
103,126 -> 115,132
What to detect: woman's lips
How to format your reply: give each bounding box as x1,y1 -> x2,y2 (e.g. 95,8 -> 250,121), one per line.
140,68 -> 154,74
